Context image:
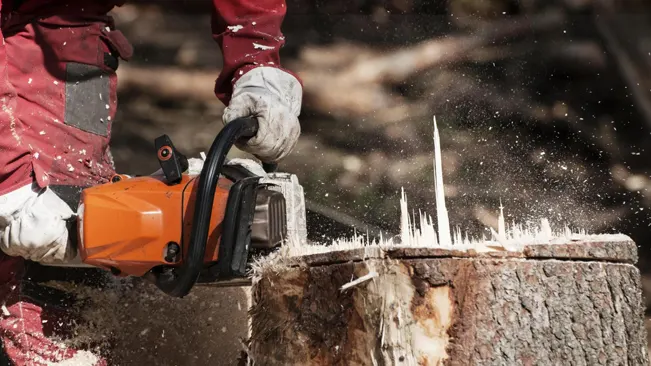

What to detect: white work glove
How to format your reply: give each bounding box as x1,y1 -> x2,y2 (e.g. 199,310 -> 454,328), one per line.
222,66 -> 302,163
181,156 -> 267,177
0,183 -> 75,263
225,158 -> 267,177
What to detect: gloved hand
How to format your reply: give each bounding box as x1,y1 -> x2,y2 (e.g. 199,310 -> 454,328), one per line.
0,183 -> 75,263
222,66 -> 302,163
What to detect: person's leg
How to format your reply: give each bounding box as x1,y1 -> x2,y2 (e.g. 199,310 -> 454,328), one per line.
0,13 -> 48,365
0,280 -> 107,365
0,11 -> 132,365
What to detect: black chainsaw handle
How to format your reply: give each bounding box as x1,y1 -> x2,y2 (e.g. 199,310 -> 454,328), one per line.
156,116 -> 259,297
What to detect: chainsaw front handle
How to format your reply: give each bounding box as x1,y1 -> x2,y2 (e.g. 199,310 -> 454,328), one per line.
154,116 -> 259,297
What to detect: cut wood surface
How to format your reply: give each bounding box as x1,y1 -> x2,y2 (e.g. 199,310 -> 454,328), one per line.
247,238 -> 649,365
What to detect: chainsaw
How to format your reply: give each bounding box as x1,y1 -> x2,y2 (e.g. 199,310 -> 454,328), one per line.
43,117 -> 308,298
33,116 -> 389,298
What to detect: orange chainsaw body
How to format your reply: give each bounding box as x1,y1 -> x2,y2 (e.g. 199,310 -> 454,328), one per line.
78,173 -> 234,277
73,118 -> 288,298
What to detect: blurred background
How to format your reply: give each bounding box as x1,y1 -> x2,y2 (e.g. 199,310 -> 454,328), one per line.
105,0 -> 651,358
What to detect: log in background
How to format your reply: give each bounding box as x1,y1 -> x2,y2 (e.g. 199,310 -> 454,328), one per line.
249,241 -> 648,365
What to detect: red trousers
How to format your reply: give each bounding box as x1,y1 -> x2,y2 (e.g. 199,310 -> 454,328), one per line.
0,9 -> 130,364
0,259 -> 110,365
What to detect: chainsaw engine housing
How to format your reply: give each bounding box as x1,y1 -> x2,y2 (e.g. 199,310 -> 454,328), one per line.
78,170 -> 287,279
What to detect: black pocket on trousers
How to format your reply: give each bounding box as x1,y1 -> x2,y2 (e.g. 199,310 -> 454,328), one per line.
64,62 -> 112,137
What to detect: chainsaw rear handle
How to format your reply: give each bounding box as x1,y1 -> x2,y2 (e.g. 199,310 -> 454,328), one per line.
154,116 -> 263,297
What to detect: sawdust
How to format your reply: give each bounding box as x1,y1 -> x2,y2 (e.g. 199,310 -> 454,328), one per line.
42,277 -> 251,366
44,351 -> 100,366
251,116 -> 632,277
1,97 -> 21,146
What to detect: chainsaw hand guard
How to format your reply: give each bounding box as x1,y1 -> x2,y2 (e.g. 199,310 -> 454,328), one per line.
153,117 -> 259,297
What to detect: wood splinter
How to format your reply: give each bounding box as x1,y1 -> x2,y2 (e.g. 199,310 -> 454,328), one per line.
339,271 -> 379,292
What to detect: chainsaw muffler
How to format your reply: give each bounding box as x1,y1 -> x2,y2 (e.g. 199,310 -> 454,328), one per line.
251,189 -> 287,249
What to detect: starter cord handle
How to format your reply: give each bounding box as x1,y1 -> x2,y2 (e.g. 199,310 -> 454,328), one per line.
158,116 -> 258,297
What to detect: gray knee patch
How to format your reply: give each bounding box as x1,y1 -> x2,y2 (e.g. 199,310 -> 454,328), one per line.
64,62 -> 111,137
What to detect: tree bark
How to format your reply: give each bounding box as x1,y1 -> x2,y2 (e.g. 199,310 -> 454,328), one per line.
247,239 -> 649,365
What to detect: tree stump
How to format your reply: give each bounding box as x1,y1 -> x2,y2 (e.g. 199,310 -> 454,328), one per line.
247,237 -> 649,365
